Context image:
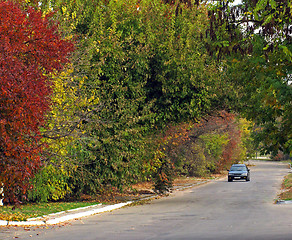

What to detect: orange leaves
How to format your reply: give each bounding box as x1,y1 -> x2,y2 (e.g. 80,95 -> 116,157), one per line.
161,122 -> 192,147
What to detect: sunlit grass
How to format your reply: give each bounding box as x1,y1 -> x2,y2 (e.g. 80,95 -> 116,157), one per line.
0,201 -> 100,221
283,173 -> 292,189
279,173 -> 292,201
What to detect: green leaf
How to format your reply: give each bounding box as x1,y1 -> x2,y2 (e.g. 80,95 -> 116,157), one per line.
279,45 -> 292,62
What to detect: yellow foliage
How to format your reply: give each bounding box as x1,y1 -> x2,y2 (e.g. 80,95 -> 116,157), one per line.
41,64 -> 99,195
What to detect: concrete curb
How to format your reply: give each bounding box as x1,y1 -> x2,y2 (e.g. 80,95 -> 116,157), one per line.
276,200 -> 292,205
45,201 -> 132,225
0,220 -> 8,226
1,202 -> 133,226
8,220 -> 45,226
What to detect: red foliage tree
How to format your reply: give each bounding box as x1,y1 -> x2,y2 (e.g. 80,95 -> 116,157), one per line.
0,0 -> 73,204
216,121 -> 241,172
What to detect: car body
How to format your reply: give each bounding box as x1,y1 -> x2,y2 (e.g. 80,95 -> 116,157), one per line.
228,164 -> 250,182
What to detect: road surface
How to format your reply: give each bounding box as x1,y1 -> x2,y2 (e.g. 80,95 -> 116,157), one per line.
1,161 -> 292,240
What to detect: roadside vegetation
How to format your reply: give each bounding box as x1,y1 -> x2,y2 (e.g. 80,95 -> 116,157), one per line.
279,173 -> 292,201
0,175 -> 219,221
0,0 -> 291,208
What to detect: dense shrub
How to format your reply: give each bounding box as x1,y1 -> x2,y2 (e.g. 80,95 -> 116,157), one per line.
175,142 -> 207,177
28,165 -> 71,202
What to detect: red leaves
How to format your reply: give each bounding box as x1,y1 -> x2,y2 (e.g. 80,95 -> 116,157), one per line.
0,0 -> 73,204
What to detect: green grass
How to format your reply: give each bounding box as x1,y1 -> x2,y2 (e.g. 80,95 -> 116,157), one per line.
279,173 -> 292,201
0,201 -> 100,221
283,173 -> 292,189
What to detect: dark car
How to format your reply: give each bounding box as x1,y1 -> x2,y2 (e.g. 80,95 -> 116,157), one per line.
228,164 -> 250,182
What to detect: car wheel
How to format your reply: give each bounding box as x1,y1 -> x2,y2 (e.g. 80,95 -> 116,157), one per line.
228,177 -> 233,182
246,177 -> 250,181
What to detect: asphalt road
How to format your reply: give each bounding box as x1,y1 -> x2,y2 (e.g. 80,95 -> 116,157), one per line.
2,161 -> 292,240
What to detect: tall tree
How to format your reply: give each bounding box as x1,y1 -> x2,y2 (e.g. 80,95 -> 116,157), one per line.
0,0 -> 73,204
33,0 -> 222,195
207,0 -> 292,155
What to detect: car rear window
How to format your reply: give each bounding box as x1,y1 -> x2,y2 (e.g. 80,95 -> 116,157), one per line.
230,166 -> 246,171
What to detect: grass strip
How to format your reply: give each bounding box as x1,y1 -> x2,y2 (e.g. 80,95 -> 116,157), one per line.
0,201 -> 100,221
279,173 -> 292,201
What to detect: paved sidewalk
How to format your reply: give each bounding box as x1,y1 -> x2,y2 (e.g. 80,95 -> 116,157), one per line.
0,178 -> 217,227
